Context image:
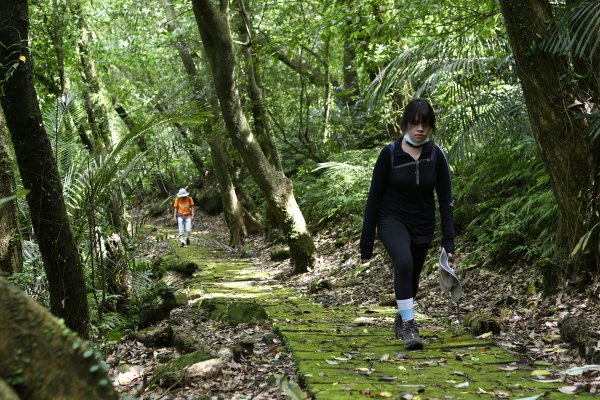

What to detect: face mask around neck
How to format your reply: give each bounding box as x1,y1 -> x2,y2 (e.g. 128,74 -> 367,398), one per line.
404,134 -> 430,147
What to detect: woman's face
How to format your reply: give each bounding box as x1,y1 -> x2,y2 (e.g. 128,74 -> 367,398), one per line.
406,117 -> 432,143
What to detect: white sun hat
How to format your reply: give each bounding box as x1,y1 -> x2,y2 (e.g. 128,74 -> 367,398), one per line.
177,188 -> 189,198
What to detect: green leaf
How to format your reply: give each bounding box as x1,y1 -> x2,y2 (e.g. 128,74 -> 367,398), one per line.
0,189 -> 29,207
278,374 -> 307,400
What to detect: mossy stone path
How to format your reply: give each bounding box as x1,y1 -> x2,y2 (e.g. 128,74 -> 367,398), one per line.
173,235 -> 587,399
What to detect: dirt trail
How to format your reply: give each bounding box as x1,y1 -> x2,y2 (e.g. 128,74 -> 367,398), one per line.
178,233 -> 588,399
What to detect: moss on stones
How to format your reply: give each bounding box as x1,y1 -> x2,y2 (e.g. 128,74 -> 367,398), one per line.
165,234 -> 592,399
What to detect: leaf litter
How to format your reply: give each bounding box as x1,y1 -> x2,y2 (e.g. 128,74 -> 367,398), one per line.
108,212 -> 600,398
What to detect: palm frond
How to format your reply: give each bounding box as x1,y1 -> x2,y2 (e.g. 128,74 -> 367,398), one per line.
365,35 -> 513,111
64,103 -> 209,238
42,92 -> 88,176
440,87 -> 532,162
582,111 -> 600,141
540,1 -> 600,59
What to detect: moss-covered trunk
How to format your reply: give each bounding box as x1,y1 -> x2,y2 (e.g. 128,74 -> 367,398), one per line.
192,0 -> 316,273
160,0 -> 248,244
0,113 -> 22,274
210,134 -> 247,246
0,278 -> 118,400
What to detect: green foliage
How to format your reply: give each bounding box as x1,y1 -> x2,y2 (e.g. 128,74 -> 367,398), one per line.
43,93 -> 88,176
539,1 -> 600,141
295,148 -> 378,230
9,240 -> 49,307
454,138 -> 557,267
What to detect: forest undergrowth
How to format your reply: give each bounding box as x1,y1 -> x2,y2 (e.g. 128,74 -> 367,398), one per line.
109,210 -> 600,399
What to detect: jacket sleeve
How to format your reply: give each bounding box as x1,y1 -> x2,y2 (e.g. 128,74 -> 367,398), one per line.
360,146 -> 390,259
434,145 -> 456,253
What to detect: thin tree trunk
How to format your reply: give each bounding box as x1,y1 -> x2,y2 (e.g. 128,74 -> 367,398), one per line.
115,104 -> 147,151
210,135 -> 247,246
70,0 -> 111,150
0,112 -> 23,274
0,0 -> 89,336
160,0 -> 248,243
499,0 -> 600,276
154,102 -> 207,179
338,0 -> 360,109
70,0 -> 126,236
238,1 -> 281,170
192,0 -> 317,273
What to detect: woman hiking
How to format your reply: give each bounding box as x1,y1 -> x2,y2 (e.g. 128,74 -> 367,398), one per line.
174,188 -> 195,247
360,98 -> 455,350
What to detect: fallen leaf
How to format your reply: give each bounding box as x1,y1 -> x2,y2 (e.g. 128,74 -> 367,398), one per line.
333,356 -> 351,361
513,394 -> 546,400
378,392 -> 392,398
499,365 -> 519,372
558,386 -> 578,394
380,353 -> 390,362
355,367 -> 372,375
115,364 -> 144,385
560,365 -> 600,376
531,369 -> 551,376
455,381 -> 469,388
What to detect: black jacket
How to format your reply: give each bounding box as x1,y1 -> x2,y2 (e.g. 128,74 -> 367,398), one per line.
360,140 -> 455,259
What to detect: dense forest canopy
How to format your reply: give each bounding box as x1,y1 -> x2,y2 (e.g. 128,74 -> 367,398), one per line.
1,0 -> 600,385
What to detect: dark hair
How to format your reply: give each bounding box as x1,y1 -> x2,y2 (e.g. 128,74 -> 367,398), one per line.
400,98 -> 436,132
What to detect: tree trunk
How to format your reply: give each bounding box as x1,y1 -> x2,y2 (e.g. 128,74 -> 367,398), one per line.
0,113 -> 23,274
0,278 -> 118,400
70,0 -> 111,150
115,104 -> 148,151
192,0 -> 316,273
210,135 -> 247,246
160,0 -> 248,244
154,103 -> 207,180
69,0 -> 126,237
238,1 -> 281,170
499,0 -> 600,276
0,0 -> 89,336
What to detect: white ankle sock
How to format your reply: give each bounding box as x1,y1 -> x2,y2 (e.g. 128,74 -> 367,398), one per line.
396,298 -> 414,321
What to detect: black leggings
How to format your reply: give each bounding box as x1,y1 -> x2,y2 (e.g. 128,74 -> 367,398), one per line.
377,218 -> 430,300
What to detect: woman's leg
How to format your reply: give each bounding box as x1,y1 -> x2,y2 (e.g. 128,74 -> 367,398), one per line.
177,216 -> 185,244
378,218 -> 424,349
411,243 -> 431,298
377,219 -> 413,300
185,217 -> 192,243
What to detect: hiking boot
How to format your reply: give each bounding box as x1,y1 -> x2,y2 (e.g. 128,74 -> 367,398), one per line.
394,313 -> 403,339
402,319 -> 423,350
186,238 -> 190,245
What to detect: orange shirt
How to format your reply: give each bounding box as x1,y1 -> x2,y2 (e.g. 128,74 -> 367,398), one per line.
174,196 -> 194,218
